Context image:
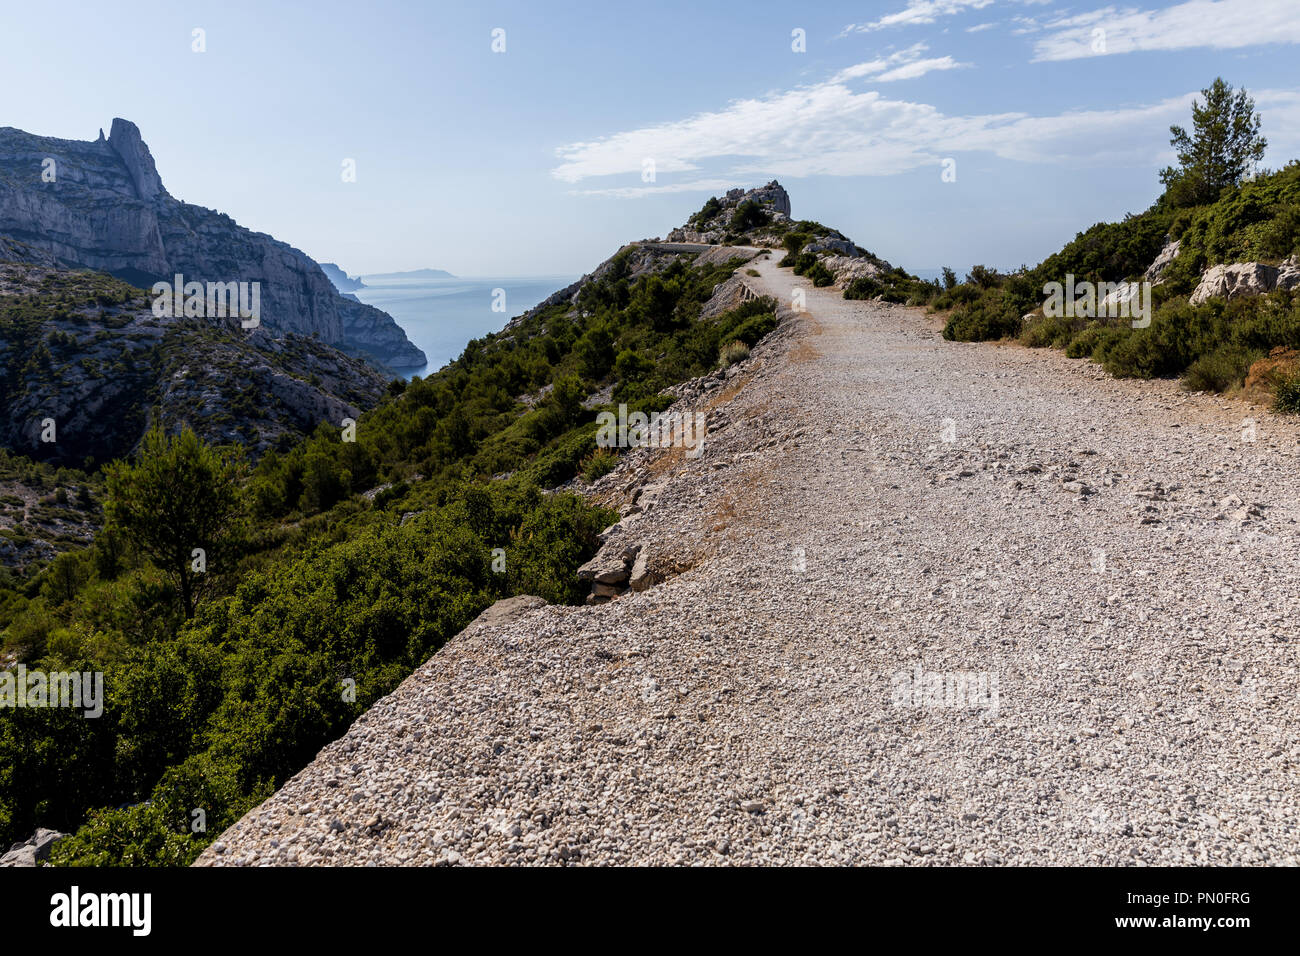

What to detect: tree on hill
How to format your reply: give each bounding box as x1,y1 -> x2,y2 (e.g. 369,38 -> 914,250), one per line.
103,426 -> 245,618
1160,78 -> 1267,208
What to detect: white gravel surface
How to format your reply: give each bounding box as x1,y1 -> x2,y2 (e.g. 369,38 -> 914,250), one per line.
198,252 -> 1300,866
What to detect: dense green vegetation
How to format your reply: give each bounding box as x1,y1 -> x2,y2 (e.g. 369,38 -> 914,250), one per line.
844,268 -> 939,305
910,80 -> 1300,406
0,246 -> 774,865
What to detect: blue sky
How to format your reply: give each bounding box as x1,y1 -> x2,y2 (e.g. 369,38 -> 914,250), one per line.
4,0 -> 1299,277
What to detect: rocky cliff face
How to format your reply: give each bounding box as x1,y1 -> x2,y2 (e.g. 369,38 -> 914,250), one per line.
0,263 -> 390,468
0,120 -> 424,369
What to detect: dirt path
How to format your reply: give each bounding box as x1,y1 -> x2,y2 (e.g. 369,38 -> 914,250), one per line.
200,252 -> 1300,866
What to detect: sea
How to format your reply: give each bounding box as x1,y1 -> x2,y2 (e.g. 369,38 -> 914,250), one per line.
352,274 -> 579,380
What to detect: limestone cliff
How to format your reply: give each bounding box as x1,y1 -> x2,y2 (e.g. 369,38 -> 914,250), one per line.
0,120 -> 425,369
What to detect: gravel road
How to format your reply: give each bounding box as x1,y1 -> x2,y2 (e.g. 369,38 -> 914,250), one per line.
199,251 -> 1300,866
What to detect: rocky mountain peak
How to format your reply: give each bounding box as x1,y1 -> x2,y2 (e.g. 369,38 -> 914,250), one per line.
728,180 -> 791,218
107,118 -> 167,201
666,180 -> 794,244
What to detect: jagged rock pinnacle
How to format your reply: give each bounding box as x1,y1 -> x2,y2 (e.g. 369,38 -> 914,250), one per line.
107,118 -> 166,201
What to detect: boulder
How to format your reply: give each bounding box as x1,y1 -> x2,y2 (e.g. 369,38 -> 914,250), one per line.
823,256 -> 886,287
1099,281 -> 1146,314
0,846 -> 37,867
576,552 -> 629,585
0,828 -> 67,867
628,549 -> 658,592
1189,262 -> 1279,305
804,237 -> 858,257
30,828 -> 64,861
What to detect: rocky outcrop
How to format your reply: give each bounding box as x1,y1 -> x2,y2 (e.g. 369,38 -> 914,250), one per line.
1188,258 -> 1299,304
577,535 -> 641,602
106,117 -> 166,202
667,180 -> 792,244
338,298 -> 426,369
731,180 -> 791,218
0,236 -> 56,267
1,828 -> 66,866
504,243 -> 760,334
0,120 -> 424,369
1279,256 -> 1300,291
804,237 -> 857,257
822,255 -> 890,289
1144,238 -> 1180,285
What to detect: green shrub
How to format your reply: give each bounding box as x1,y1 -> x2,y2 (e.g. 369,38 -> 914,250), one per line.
845,270 -> 936,305
718,340 -> 751,366
966,264 -> 1003,289
727,311 -> 777,347
690,196 -> 722,225
844,277 -> 882,300
1019,314 -> 1077,349
730,200 -> 770,232
1064,325 -> 1111,359
789,252 -> 818,275
49,803 -> 203,868
580,447 -> 618,482
1258,202 -> 1300,260
806,262 -> 835,287
1274,370 -> 1300,413
1183,345 -> 1261,392
943,290 -> 1024,341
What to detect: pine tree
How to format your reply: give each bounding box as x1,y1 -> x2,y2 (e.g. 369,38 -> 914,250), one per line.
1160,78 -> 1267,207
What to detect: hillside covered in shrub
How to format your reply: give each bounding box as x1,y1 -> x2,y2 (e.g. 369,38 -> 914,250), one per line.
0,240 -> 778,865
919,80 -> 1300,411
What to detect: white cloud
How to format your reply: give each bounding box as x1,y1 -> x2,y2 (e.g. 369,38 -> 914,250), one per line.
842,0 -> 1051,34
830,43 -> 967,83
843,0 -> 997,33
551,63 -> 1300,194
877,56 -> 966,81
1031,0 -> 1300,61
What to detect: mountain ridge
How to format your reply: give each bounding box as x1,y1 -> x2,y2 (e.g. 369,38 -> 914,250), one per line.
0,119 -> 425,370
